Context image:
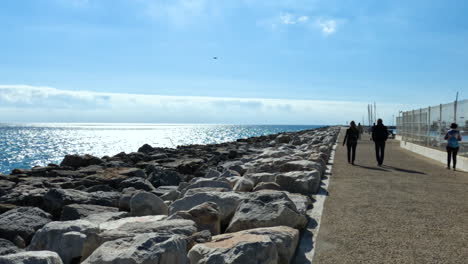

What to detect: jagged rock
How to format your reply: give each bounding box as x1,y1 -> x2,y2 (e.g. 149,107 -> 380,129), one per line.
85,185 -> 116,193
160,189 -> 180,201
60,154 -> 102,168
83,216 -> 197,259
181,179 -> 232,196
204,169 -> 221,178
60,204 -> 119,221
137,143 -> 155,154
0,238 -> 23,256
183,187 -> 231,197
118,187 -> 139,211
188,233 -> 278,264
147,167 -> 182,187
186,202 -> 221,235
226,191 -> 307,233
0,251 -> 63,264
220,169 -> 241,178
244,172 -> 277,185
82,233 -> 188,264
0,180 -> 15,196
220,161 -> 246,176
43,189 -> 120,217
188,226 -> 299,264
48,170 -> 85,178
82,212 -> 128,224
169,192 -> 245,227
275,170 -> 321,195
130,192 -> 168,216
0,184 -> 47,208
119,177 -> 155,191
279,160 -> 322,173
253,182 -> 282,192
290,135 -> 302,145
275,134 -> 291,144
0,204 -> 16,214
0,207 -> 52,246
233,178 -> 254,192
164,159 -> 204,175
284,192 -> 313,215
29,220 -> 99,264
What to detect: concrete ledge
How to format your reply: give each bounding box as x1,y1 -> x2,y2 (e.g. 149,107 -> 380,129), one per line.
399,140 -> 468,172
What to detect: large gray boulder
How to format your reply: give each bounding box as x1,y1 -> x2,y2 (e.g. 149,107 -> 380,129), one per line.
60,204 -> 119,221
169,192 -> 245,227
180,179 -> 232,196
186,202 -> 221,235
233,178 -> 254,192
226,191 -> 307,233
82,233 -> 188,264
29,220 -> 99,264
130,192 -> 168,216
82,216 -> 197,259
279,160 -> 322,173
0,207 -> 52,246
189,226 -> 299,264
147,167 -> 182,187
0,251 -> 63,264
275,170 -> 321,195
188,233 -> 278,264
60,154 -> 102,168
119,177 -> 155,192
244,172 -> 277,185
43,189 -> 120,217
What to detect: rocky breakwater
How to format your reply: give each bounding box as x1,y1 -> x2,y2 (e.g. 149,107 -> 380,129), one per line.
0,126 -> 339,264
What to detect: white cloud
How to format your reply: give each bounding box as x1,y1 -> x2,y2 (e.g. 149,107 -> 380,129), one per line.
279,13 -> 309,25
0,85 -> 405,125
316,19 -> 337,35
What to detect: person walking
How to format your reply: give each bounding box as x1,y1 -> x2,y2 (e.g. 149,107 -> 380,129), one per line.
357,123 -> 364,139
343,121 -> 360,165
444,123 -> 462,170
372,119 -> 389,166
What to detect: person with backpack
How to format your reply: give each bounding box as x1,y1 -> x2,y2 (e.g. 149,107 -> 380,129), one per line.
371,119 -> 389,166
444,123 -> 462,170
343,121 -> 360,165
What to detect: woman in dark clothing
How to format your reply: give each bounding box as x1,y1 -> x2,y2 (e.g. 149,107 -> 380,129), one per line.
444,123 -> 462,170
343,121 -> 360,165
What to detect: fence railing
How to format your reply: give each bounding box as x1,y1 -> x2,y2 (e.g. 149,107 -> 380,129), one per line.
396,99 -> 468,157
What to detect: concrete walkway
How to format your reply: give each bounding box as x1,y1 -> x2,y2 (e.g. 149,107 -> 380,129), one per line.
313,128 -> 468,264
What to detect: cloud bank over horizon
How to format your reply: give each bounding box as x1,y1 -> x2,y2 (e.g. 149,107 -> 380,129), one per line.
0,85 -> 407,125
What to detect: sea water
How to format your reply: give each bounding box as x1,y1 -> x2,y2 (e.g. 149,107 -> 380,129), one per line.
0,123 -> 323,173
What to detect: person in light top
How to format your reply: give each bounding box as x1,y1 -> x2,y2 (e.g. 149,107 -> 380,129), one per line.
444,123 -> 462,171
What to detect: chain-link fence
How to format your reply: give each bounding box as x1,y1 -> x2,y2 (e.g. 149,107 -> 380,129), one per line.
396,99 -> 468,157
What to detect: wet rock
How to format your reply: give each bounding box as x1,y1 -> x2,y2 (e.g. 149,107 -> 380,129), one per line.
130,191 -> 168,216
226,191 -> 307,233
275,170 -> 321,195
60,204 -> 119,221
0,251 -> 63,264
60,154 -> 103,168
0,207 -> 52,246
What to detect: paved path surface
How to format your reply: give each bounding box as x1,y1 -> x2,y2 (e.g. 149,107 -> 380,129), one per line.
313,128 -> 468,264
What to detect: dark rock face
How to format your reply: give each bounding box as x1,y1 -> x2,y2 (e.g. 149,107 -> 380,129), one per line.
60,154 -> 103,168
137,144 -> 155,154
119,177 -> 155,192
0,238 -> 23,256
60,204 -> 119,221
43,189 -> 120,218
147,166 -> 182,187
0,207 -> 52,246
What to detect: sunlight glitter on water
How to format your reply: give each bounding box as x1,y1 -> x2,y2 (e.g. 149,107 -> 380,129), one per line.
0,123 -> 322,173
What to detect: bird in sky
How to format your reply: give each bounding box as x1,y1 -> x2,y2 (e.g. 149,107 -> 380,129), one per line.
213,57 -> 218,60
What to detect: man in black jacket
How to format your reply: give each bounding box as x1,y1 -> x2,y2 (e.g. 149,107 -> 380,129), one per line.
372,119 -> 389,166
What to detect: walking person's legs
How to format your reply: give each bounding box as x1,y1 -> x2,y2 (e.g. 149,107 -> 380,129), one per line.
347,143 -> 352,163
446,147 -> 452,169
374,142 -> 381,165
453,147 -> 459,170
380,142 -> 386,165
351,142 -> 357,165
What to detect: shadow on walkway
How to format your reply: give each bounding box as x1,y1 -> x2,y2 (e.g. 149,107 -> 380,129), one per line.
382,165 -> 426,175
354,164 -> 389,172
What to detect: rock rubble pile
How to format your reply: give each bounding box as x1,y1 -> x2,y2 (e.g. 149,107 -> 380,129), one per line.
0,127 -> 339,264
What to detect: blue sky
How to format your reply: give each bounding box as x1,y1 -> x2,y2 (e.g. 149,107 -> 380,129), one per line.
1,0 -> 467,124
